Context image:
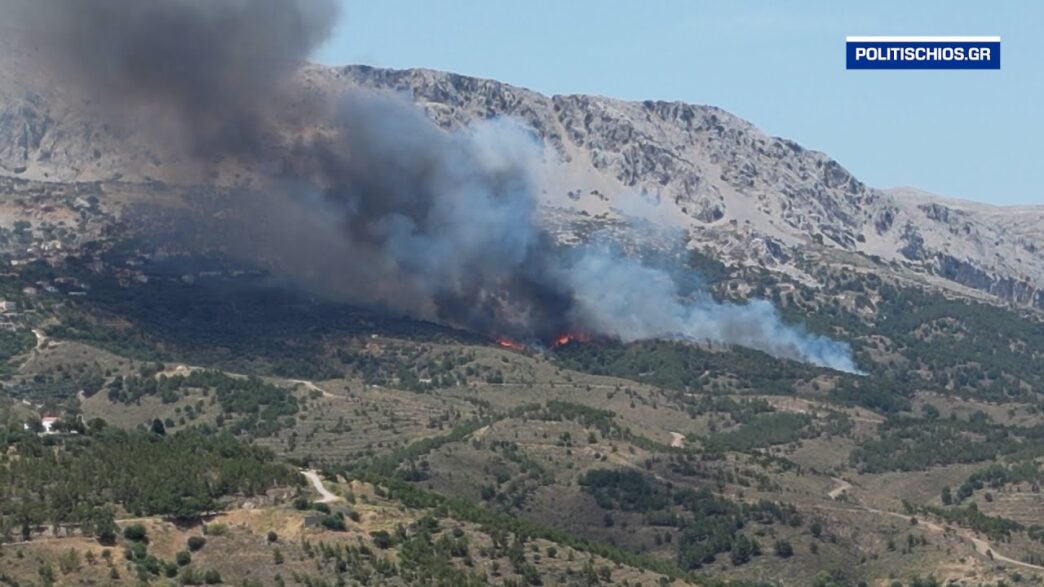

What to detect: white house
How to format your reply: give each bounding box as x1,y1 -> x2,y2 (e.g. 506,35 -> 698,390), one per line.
24,415 -> 61,435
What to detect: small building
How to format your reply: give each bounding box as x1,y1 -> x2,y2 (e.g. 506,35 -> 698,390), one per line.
40,416 -> 60,434
25,415 -> 61,435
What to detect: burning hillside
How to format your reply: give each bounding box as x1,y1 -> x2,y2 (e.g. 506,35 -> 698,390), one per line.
494,331 -> 592,352
496,337 -> 526,352
0,0 -> 860,373
551,332 -> 591,348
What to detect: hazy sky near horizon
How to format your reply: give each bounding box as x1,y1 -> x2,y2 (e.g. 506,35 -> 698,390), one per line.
316,1 -> 1043,206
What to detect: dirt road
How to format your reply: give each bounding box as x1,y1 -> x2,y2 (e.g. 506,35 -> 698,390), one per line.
291,379 -> 339,399
301,470 -> 342,503
31,328 -> 56,351
828,477 -> 852,500
817,496 -> 1044,573
862,505 -> 1044,573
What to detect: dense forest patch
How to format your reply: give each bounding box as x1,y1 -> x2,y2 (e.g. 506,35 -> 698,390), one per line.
0,424 -> 299,542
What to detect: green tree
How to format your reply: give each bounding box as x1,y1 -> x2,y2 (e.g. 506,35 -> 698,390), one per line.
93,508 -> 118,544
123,524 -> 147,542
730,535 -> 756,565
774,540 -> 794,558
810,519 -> 824,538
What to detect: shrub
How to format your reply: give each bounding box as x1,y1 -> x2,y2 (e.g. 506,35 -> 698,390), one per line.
810,519 -> 823,538
187,536 -> 207,551
175,550 -> 191,566
180,566 -> 203,585
320,514 -> 346,531
203,523 -> 227,536
126,542 -> 148,562
370,530 -> 393,549
122,524 -> 147,542
730,535 -> 756,565
203,569 -> 222,584
57,548 -> 80,574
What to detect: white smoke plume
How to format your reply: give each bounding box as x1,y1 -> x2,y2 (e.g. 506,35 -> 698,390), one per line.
565,247 -> 860,372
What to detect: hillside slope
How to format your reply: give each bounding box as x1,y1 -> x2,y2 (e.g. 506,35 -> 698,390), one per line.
0,38 -> 1041,309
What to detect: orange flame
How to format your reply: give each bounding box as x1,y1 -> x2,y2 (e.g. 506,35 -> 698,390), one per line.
496,337 -> 524,351
551,332 -> 590,348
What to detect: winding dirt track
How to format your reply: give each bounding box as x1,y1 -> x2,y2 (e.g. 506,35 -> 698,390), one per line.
821,479 -> 1044,573
301,469 -> 342,503
31,328 -> 47,350
827,477 -> 852,500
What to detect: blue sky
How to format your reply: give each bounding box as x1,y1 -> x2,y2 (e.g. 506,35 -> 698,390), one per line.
316,1 -> 1043,206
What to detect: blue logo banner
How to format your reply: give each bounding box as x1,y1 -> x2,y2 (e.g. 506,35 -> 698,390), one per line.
846,36 -> 1000,70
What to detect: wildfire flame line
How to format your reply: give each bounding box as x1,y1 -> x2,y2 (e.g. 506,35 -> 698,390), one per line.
494,332 -> 590,351
496,337 -> 525,351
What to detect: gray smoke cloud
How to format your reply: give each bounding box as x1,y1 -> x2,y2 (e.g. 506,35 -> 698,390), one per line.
566,247 -> 860,372
5,0 -> 337,153
225,100 -> 574,340
3,0 -> 861,372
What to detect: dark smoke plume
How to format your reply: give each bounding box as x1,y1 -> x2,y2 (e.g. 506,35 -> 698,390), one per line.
231,101 -> 577,341
6,0 -> 337,153
3,0 -> 860,372
5,0 -> 576,340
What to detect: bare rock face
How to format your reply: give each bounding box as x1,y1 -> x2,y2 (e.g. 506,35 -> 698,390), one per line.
0,50 -> 1041,310
324,66 -> 1042,309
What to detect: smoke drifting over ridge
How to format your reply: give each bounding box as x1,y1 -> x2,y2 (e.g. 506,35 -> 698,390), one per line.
3,0 -> 859,372
5,0 -> 337,153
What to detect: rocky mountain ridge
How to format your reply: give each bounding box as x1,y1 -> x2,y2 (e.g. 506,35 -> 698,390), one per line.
0,47 -> 1040,309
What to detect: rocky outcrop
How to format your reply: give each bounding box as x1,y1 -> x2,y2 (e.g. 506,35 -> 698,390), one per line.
324,66 -> 1042,309
0,49 -> 1040,309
